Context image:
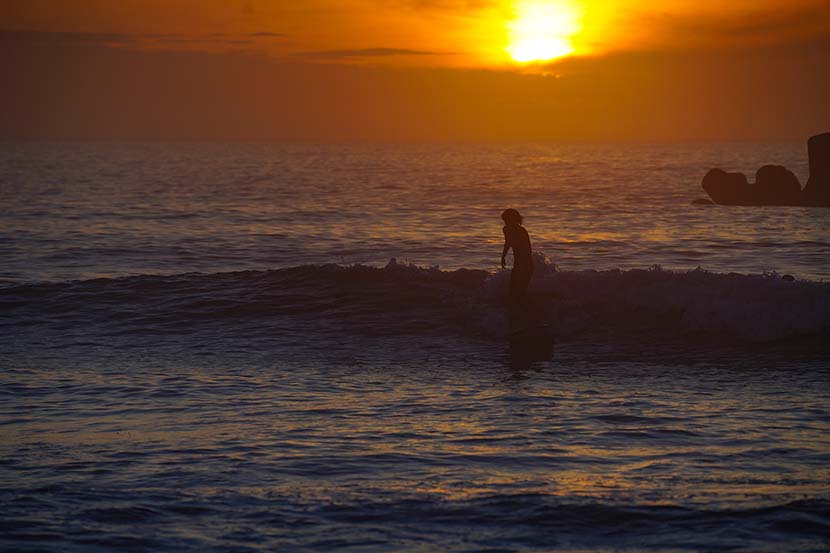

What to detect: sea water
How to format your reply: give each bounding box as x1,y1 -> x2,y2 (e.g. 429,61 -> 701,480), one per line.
1,142 -> 828,552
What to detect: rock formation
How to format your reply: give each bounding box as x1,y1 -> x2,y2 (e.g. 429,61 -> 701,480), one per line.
754,165 -> 802,205
701,133 -> 829,207
803,132 -> 830,206
701,169 -> 752,205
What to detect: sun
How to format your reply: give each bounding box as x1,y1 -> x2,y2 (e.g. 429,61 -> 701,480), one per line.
506,1 -> 582,63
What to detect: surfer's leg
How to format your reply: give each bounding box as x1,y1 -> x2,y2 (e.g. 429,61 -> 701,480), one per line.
512,266 -> 532,295
510,266 -> 537,326
509,268 -> 521,300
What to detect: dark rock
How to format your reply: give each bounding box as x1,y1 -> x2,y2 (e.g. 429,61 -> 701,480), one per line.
803,132 -> 830,206
754,165 -> 802,205
782,274 -> 795,282
701,132 -> 830,207
701,168 -> 752,205
691,198 -> 714,205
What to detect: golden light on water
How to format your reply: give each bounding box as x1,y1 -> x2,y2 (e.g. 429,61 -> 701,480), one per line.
506,1 -> 583,63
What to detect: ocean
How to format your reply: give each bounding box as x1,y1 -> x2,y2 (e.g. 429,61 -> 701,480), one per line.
1,142 -> 828,552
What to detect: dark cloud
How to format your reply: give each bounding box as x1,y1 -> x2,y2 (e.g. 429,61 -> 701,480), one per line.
400,0 -> 496,11
248,32 -> 285,38
155,38 -> 254,45
643,1 -> 830,48
0,29 -> 133,45
296,47 -> 453,59
0,29 -> 278,49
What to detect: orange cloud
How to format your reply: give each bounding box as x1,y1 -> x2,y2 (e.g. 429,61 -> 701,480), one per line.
2,0 -> 825,68
2,1 -> 828,142
2,26 -> 827,142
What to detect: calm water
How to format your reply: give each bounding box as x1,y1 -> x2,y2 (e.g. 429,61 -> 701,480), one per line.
1,142 -> 829,552
1,142 -> 828,283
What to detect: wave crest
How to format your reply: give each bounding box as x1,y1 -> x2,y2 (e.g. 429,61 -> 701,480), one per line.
1,254 -> 828,344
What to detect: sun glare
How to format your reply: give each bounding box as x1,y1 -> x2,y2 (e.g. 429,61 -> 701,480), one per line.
507,1 -> 582,63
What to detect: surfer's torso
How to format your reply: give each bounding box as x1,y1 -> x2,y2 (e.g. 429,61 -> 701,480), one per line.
503,224 -> 533,268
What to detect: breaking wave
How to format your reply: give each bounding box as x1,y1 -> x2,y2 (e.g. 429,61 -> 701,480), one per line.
1,253 -> 828,345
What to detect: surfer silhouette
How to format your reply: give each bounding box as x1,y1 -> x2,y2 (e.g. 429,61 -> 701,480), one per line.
501,208 -> 551,368
500,208 -> 534,302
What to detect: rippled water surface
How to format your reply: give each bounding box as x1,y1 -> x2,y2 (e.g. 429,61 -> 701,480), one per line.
1,141 -> 828,283
1,142 -> 829,552
3,354 -> 829,552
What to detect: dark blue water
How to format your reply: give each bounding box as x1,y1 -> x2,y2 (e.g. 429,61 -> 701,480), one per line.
1,142 -> 829,552
3,353 -> 829,552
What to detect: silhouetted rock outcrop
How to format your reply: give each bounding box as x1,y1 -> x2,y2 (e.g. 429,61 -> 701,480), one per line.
754,165 -> 802,205
803,132 -> 830,206
701,132 -> 829,207
702,169 -> 752,205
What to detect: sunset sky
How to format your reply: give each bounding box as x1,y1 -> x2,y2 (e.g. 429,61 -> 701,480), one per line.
2,0 -> 829,141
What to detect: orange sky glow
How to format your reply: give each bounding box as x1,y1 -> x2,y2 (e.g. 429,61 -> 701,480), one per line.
1,0 -> 828,140
4,0 -> 828,66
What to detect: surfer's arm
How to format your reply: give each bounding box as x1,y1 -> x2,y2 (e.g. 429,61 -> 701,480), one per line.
501,229 -> 510,268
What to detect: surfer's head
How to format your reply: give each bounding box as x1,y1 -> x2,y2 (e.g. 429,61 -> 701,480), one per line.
501,208 -> 523,226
